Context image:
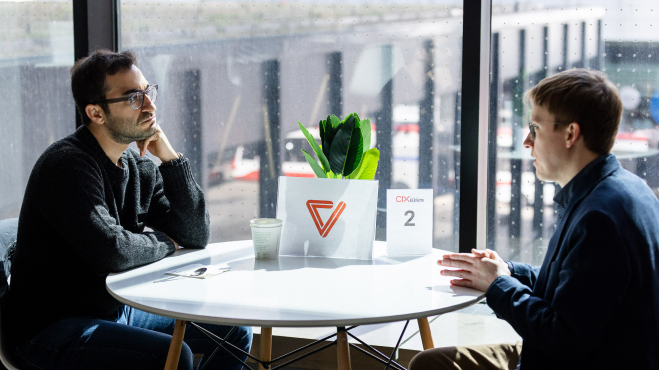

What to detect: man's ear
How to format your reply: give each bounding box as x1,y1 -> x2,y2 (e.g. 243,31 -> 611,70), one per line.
85,104 -> 105,125
565,122 -> 581,148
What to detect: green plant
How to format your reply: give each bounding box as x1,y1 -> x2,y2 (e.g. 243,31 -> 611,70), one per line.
298,113 -> 379,180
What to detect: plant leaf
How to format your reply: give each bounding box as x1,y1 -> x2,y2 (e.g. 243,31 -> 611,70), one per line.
330,114 -> 341,129
319,119 -> 326,148
298,122 -> 330,173
322,115 -> 336,160
328,114 -> 363,176
327,114 -> 353,174
360,118 -> 371,152
343,119 -> 364,176
301,150 -> 327,178
348,148 -> 379,180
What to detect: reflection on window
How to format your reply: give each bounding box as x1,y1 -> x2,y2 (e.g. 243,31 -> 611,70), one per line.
0,1 -> 74,219
488,2 -> 659,264
121,1 -> 464,248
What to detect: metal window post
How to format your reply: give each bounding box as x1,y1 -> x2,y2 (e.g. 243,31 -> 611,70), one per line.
182,70 -> 204,188
418,39 -> 435,190
509,29 -> 525,248
459,0 -> 491,253
73,0 -> 120,128
580,21 -> 587,69
532,27 -> 549,239
328,52 -> 343,118
376,45 -> 394,240
486,32 -> 499,250
259,59 -> 282,218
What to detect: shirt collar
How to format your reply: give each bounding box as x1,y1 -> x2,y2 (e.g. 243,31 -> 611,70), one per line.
553,153 -> 610,219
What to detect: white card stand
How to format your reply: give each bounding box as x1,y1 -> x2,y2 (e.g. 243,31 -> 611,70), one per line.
386,189 -> 434,256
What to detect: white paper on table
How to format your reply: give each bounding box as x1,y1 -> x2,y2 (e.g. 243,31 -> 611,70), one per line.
164,263 -> 230,279
386,189 -> 433,256
276,176 -> 378,260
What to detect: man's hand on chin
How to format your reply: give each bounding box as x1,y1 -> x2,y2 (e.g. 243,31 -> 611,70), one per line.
136,123 -> 179,162
437,248 -> 511,292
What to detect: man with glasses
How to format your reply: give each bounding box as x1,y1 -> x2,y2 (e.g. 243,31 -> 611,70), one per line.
410,69 -> 659,369
6,50 -> 252,369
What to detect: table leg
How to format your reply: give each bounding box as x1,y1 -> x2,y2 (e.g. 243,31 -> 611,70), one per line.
417,317 -> 435,350
164,319 -> 187,370
336,327 -> 352,370
259,327 -> 272,370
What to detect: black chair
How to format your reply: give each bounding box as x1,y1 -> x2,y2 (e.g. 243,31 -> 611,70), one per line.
0,218 -> 20,370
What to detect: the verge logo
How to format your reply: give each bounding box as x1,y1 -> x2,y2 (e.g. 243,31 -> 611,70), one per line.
306,200 -> 347,238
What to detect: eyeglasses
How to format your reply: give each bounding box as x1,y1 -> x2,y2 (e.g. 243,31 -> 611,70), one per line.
96,84 -> 158,110
528,121 -> 564,141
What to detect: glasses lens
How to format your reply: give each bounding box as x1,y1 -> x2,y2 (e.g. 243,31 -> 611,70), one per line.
147,86 -> 158,104
130,93 -> 144,110
529,123 -> 535,140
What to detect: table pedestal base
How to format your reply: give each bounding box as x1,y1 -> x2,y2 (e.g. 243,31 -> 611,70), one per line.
259,327 -> 273,370
336,327 -> 352,370
164,319 -> 186,370
162,318 -> 432,370
417,317 -> 435,350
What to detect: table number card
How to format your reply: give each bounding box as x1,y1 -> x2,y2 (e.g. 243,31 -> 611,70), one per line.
386,189 -> 433,256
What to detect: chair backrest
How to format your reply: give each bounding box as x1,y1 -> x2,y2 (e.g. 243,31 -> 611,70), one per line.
0,218 -> 20,370
0,304 -> 19,370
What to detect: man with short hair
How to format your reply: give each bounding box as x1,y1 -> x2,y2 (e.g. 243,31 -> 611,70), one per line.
7,49 -> 252,370
410,69 -> 659,369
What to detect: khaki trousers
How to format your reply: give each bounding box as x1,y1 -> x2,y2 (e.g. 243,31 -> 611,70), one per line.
409,342 -> 523,370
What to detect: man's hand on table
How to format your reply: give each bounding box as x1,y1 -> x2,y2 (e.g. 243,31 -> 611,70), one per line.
437,248 -> 511,292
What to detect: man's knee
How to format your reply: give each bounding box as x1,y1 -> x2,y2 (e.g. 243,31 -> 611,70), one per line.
232,326 -> 253,352
409,347 -> 460,370
177,342 -> 194,370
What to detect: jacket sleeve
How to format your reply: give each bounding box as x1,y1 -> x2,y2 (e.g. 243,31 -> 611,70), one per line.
507,261 -> 541,289
145,155 -> 211,249
38,152 -> 177,274
485,210 -> 631,362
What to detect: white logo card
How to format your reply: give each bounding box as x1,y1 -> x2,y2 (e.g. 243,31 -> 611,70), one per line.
276,176 -> 379,260
386,189 -> 433,256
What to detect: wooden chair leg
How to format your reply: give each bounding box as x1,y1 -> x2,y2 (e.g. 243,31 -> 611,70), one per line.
336,327 -> 352,370
417,317 -> 435,350
258,327 -> 272,370
164,319 -> 187,370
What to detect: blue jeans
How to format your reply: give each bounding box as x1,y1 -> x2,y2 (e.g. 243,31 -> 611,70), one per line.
13,306 -> 253,370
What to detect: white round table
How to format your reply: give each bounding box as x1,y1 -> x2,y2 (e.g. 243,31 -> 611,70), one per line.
106,241 -> 484,370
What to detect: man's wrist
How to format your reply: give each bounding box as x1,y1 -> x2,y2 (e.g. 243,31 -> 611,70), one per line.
160,152 -> 181,164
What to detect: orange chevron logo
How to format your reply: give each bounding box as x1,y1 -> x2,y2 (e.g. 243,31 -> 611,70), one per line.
306,200 -> 347,238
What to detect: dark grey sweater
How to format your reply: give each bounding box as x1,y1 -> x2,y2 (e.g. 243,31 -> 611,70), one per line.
7,125 -> 210,345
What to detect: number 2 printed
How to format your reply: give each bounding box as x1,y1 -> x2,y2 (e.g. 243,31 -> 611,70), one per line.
404,210 -> 415,226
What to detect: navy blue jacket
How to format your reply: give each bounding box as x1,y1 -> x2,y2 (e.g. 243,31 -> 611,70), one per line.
486,155 -> 659,369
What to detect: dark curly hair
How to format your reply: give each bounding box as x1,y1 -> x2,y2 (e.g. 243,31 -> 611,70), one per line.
70,49 -> 137,125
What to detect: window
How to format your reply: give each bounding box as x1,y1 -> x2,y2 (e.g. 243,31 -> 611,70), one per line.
487,2 -> 659,263
121,1 -> 465,249
0,1 -> 74,219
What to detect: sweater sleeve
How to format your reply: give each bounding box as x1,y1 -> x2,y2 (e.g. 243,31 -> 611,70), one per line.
145,155 -> 210,249
485,210 -> 631,362
38,151 -> 177,274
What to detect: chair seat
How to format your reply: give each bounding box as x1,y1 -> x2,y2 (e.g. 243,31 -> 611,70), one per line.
0,218 -> 20,370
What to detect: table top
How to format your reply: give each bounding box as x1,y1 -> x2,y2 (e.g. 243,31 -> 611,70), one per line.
106,241 -> 484,328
